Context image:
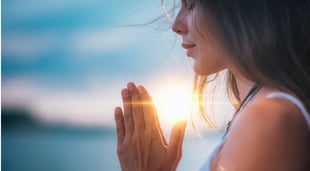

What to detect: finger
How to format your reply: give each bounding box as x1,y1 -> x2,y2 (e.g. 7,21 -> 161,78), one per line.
127,82 -> 145,132
167,120 -> 187,157
122,88 -> 134,138
137,85 -> 167,145
114,107 -> 125,145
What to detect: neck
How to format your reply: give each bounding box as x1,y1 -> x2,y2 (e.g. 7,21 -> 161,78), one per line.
235,75 -> 255,102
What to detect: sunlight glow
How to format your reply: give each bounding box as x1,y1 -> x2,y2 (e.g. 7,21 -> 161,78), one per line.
153,84 -> 192,124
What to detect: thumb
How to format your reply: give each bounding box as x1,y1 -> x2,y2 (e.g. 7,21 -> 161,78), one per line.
167,120 -> 187,155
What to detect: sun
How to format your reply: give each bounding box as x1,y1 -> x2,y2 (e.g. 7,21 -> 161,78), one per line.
152,84 -> 192,124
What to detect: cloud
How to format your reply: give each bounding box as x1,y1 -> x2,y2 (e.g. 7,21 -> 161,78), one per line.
69,28 -> 142,57
2,77 -> 123,127
2,27 -> 143,60
2,33 -> 60,60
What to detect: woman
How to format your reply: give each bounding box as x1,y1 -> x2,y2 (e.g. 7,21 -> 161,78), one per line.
114,0 -> 310,170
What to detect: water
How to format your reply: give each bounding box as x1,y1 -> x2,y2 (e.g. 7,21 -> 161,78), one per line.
2,129 -> 222,171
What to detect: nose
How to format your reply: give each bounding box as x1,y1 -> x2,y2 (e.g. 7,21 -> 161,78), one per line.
172,12 -> 188,35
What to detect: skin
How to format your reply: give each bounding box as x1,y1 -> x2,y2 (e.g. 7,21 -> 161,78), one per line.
115,0 -> 310,170
114,82 -> 186,171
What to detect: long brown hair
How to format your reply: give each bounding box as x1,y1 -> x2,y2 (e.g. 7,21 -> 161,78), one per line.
161,0 -> 310,129
189,0 -> 310,128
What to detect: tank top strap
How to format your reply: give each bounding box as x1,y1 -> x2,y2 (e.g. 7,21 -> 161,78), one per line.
266,92 -> 310,131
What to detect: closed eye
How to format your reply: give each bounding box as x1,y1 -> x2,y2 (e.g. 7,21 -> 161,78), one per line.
184,0 -> 195,11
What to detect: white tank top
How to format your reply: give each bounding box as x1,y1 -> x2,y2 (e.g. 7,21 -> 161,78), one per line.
266,92 -> 310,131
199,92 -> 310,171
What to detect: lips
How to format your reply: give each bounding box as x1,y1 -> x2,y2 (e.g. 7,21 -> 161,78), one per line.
182,43 -> 196,57
181,43 -> 196,49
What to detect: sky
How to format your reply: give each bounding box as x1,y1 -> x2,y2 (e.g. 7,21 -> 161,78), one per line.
1,0 -> 234,130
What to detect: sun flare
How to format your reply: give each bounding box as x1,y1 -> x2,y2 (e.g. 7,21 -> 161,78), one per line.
152,85 -> 192,124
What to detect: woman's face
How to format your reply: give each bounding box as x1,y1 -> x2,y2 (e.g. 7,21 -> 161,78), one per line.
172,0 -> 228,75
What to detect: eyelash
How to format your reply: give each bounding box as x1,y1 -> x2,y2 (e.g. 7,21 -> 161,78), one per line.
184,0 -> 195,11
187,4 -> 194,10
182,0 -> 195,11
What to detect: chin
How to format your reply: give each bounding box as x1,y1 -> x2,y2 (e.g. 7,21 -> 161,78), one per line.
193,63 -> 225,76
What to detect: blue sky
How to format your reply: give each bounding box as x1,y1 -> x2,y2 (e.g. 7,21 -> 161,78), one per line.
2,0 -> 233,130
2,0 -> 185,125
2,0 -> 177,80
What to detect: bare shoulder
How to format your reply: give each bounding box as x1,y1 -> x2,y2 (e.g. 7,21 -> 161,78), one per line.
240,96 -> 307,130
214,96 -> 310,171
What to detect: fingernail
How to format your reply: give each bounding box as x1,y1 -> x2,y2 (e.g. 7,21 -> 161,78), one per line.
121,89 -> 129,98
127,82 -> 135,91
114,107 -> 122,115
137,86 -> 145,94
